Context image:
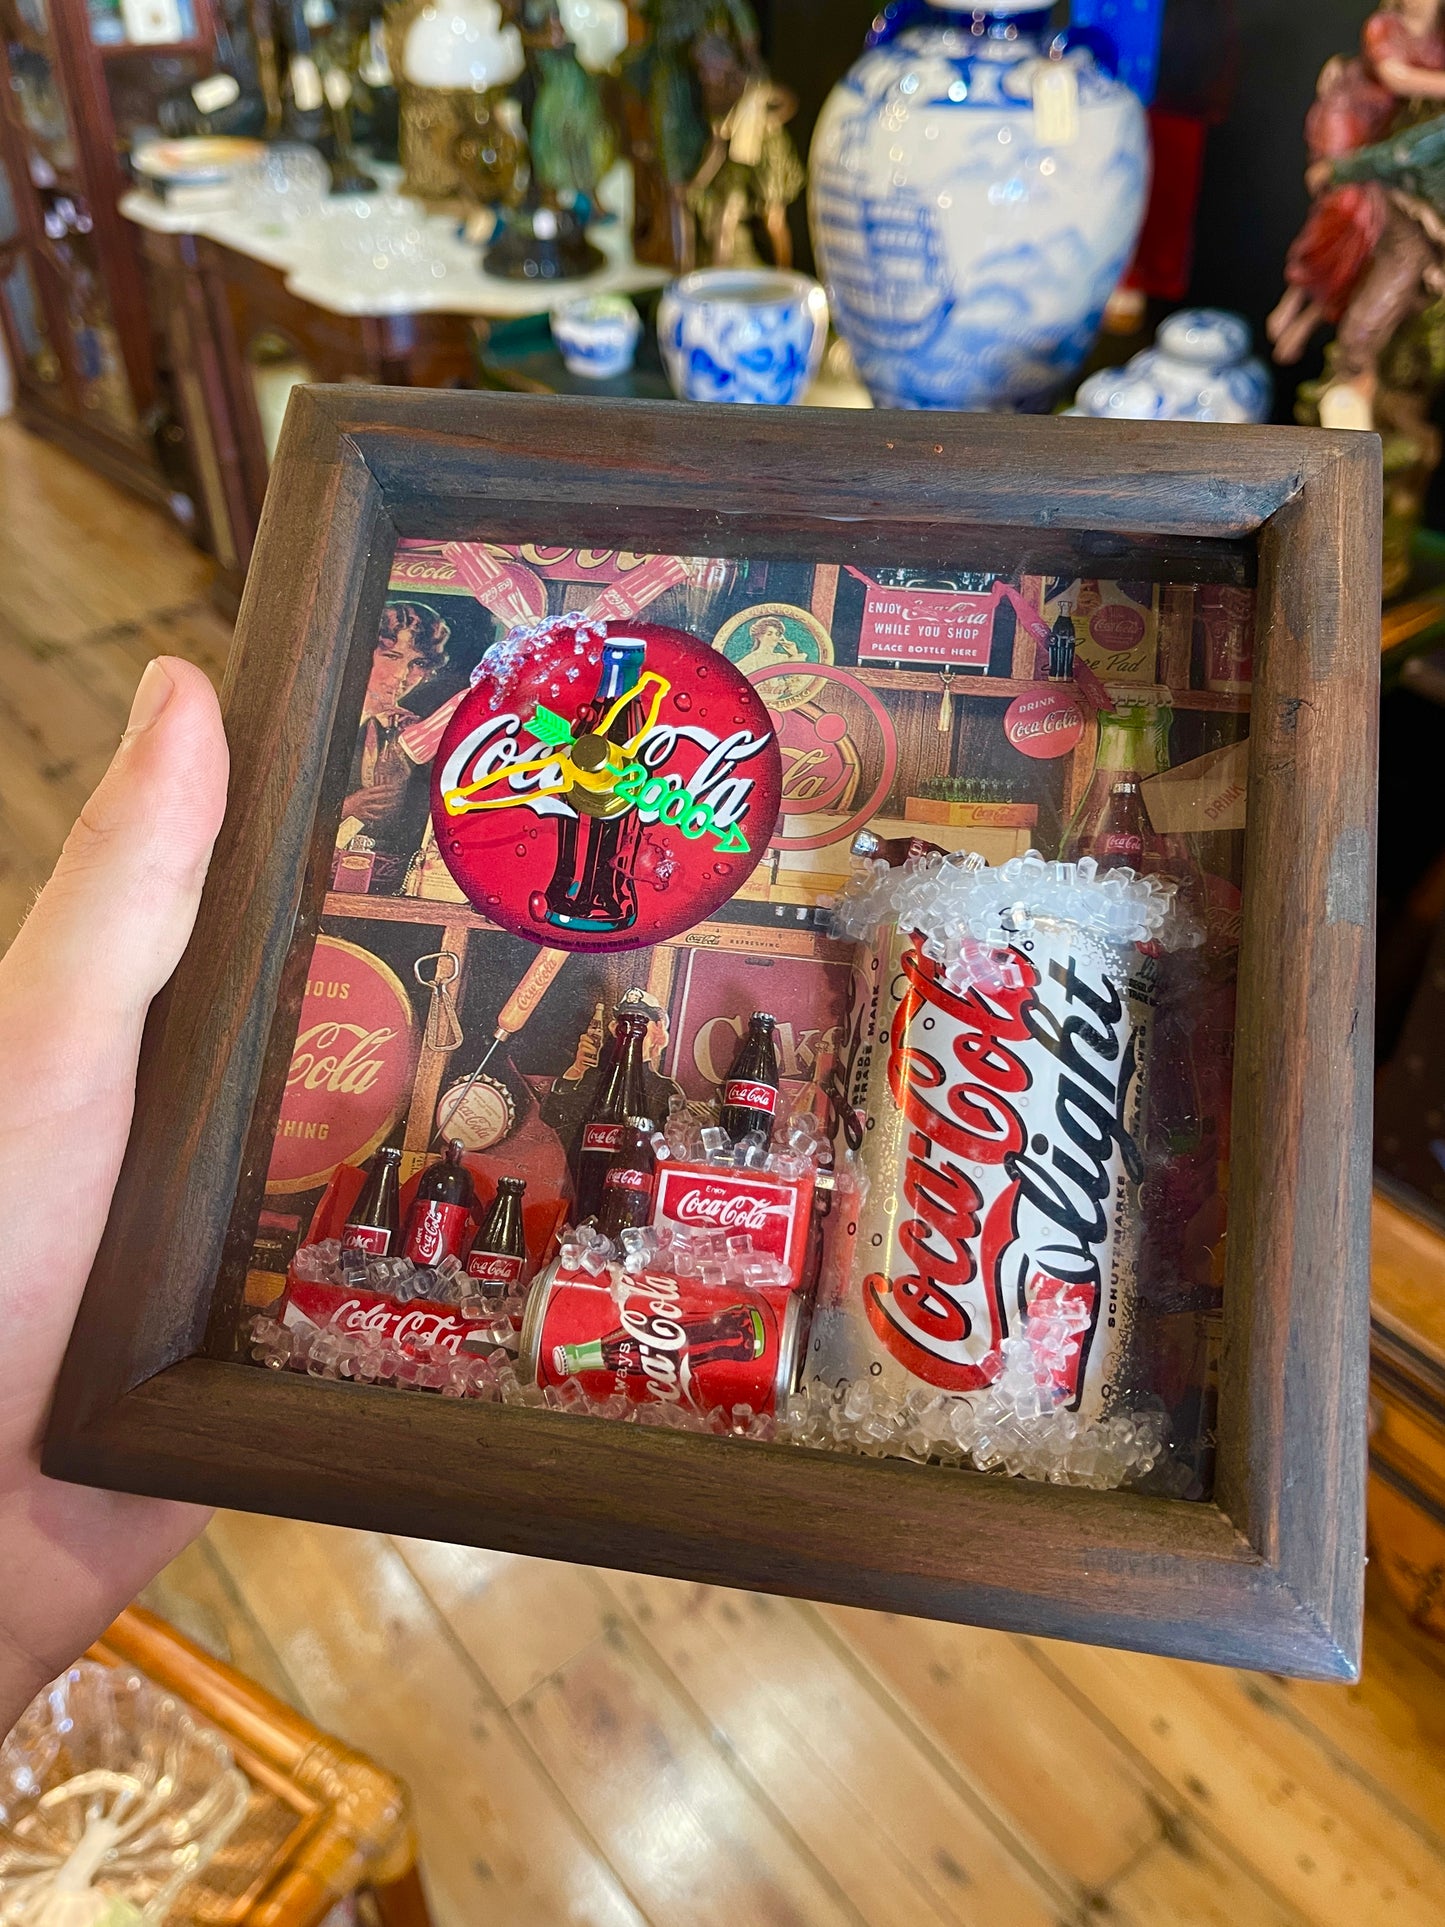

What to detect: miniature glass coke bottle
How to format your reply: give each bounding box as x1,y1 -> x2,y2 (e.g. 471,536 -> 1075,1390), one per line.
343,1146 -> 402,1257
466,1175 -> 529,1291
596,1117 -> 657,1244
719,1013 -> 781,1148
402,1139 -> 478,1266
571,1009 -> 651,1224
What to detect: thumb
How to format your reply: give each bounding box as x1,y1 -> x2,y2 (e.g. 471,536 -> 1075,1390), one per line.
1,658 -> 229,1108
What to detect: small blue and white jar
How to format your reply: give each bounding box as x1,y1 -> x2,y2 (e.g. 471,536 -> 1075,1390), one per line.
809,2 -> 1149,411
550,294 -> 643,379
1073,308 -> 1272,423
658,268 -> 830,405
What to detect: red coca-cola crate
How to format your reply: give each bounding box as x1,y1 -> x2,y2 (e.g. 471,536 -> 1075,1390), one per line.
283,1280 -> 476,1360
649,1161 -> 815,1294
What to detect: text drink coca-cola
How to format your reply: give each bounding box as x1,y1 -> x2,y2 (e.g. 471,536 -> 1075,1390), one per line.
807,922 -> 1153,1419
522,1264 -> 805,1415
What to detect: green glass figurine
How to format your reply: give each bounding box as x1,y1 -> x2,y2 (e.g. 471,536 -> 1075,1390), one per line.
483,0 -> 617,277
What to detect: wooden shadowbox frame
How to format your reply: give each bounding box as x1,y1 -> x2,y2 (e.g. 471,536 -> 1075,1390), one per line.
44,390 -> 1380,1681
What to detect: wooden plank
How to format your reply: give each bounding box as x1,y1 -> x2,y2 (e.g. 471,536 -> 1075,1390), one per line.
602,1573 -> 1068,1926
342,386 -> 1291,547
822,1606 -> 1168,1891
56,1355 -> 1357,1682
0,418 -> 213,643
391,1539 -> 611,1708
1211,1580 -> 1445,1866
508,1616 -> 862,1927
1029,1637 -> 1445,1927
205,1511 -> 649,1927
138,1534 -> 300,1709
1215,435 -> 1380,1679
1108,1825 -> 1306,1927
1373,1191 -> 1445,1376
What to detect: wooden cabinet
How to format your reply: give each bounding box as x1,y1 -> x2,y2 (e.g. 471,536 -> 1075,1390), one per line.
1372,1192 -> 1445,1642
0,0 -> 211,505
135,222 -> 480,609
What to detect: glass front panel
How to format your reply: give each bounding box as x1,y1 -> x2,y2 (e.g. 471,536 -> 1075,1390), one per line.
1,0 -> 76,176
2,250 -> 59,381
231,539 -> 1255,1505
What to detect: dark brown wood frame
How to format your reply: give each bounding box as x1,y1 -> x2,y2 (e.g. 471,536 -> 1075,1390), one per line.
44,390 -> 1381,1680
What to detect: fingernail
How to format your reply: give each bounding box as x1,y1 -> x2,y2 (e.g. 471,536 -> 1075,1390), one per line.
125,659 -> 176,737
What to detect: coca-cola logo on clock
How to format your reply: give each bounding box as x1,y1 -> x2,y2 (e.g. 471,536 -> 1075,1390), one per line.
267,935 -> 418,1193
432,618 -> 782,954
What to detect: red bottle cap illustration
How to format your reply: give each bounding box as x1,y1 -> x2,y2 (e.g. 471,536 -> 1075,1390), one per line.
431,617 -> 782,953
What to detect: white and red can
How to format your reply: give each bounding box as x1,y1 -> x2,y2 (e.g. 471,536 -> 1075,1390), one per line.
807,921 -> 1153,1419
521,1264 -> 805,1415
649,1161 -> 816,1293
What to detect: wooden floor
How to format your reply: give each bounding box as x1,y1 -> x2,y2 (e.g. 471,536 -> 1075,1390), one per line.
7,417 -> 1445,1927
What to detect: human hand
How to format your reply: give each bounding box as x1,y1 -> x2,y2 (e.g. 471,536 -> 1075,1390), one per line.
0,659 -> 228,1734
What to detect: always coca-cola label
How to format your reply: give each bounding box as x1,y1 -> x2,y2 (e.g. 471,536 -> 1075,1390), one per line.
533,1269 -> 787,1413
342,1224 -> 392,1257
723,1081 -> 778,1115
466,1249 -> 525,1284
855,939 -> 1145,1410
650,1163 -> 815,1289
283,1281 -> 469,1357
582,1122 -> 625,1154
404,1199 -> 472,1266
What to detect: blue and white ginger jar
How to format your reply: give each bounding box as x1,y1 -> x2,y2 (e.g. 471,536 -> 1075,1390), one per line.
809,2 -> 1149,411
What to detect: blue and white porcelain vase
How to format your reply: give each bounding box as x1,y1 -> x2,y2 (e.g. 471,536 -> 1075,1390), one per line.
809,2 -> 1149,411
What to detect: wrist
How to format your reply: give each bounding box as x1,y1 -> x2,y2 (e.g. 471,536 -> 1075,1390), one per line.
0,1641 -> 47,1742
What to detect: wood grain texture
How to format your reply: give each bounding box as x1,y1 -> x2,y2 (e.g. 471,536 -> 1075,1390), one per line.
43,394 -> 1380,1678
1215,432 -> 1381,1679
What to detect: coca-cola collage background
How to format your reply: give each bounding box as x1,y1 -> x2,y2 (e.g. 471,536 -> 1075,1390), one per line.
234,536 -> 1255,1497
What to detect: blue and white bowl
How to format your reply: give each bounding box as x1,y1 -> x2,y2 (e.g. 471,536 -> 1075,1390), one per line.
658,269 -> 830,405
550,294 -> 642,379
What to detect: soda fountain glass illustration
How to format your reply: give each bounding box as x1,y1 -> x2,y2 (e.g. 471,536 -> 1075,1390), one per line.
809,2 -> 1149,411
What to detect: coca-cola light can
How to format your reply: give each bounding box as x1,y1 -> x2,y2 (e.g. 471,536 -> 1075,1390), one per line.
521,1263 -> 805,1415
807,919 -> 1154,1420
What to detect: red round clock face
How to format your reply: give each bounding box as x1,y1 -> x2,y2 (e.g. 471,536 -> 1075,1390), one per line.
431,619 -> 783,954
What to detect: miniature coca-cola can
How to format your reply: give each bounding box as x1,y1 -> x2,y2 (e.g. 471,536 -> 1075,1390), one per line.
649,1162 -> 816,1292
808,921 -> 1153,1419
521,1264 -> 805,1415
